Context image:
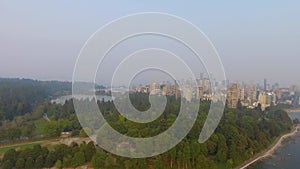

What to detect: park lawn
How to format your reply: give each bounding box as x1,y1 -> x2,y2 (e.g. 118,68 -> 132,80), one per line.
0,143 -> 38,154
0,137 -> 60,155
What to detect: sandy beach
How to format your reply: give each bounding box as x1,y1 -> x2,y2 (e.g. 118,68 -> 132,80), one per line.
236,125 -> 300,169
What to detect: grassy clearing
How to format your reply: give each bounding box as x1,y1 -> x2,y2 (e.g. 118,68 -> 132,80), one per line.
0,138 -> 59,155
0,143 -> 38,154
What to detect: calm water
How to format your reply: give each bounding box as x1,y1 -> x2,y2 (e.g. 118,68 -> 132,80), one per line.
249,112 -> 300,169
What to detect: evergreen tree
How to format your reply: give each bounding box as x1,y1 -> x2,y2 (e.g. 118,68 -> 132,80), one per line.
45,151 -> 57,168
63,155 -> 72,168
25,157 -> 34,169
85,141 -> 96,161
55,160 -> 63,169
35,155 -> 44,168
71,151 -> 85,167
91,151 -> 107,169
1,160 -> 13,169
2,149 -> 17,164
237,99 -> 243,110
15,158 -> 25,169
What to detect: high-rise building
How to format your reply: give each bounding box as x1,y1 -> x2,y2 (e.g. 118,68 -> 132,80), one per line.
258,92 -> 267,111
171,82 -> 180,100
161,85 -> 168,95
258,92 -> 274,111
197,86 -> 204,100
203,78 -> 211,94
227,83 -> 240,108
245,83 -> 257,104
264,79 -> 267,92
240,87 -> 245,101
149,82 -> 159,94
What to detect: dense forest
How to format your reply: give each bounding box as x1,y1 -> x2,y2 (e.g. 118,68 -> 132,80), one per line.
0,90 -> 294,169
0,99 -> 82,143
0,78 -> 71,121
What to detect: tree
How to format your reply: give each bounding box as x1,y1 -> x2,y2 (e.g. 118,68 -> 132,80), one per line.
104,154 -> 115,168
44,120 -> 71,136
169,147 -> 177,168
63,155 -> 72,168
91,151 -> 107,169
226,159 -> 234,169
183,142 -> 191,169
256,103 -> 262,112
71,151 -> 85,167
40,147 -> 49,158
71,142 -> 79,151
177,150 -> 184,169
55,144 -> 70,160
124,160 -> 135,169
237,99 -> 242,110
15,158 -> 25,169
31,144 -> 42,159
136,159 -> 147,169
152,155 -> 163,169
79,129 -> 88,137
85,141 -> 96,161
45,151 -> 57,167
190,141 -> 200,166
44,121 -> 60,136
216,134 -> 228,163
22,122 -> 36,137
196,155 -> 208,169
1,160 -> 13,169
207,134 -> 219,155
18,148 -> 33,160
35,155 -> 44,168
25,157 -> 34,169
2,149 -> 17,164
55,160 -> 63,169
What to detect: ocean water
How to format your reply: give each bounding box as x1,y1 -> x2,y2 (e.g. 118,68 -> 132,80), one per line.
249,112 -> 300,169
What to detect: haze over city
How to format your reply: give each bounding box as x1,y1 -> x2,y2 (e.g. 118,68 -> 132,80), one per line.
1,1 -> 300,86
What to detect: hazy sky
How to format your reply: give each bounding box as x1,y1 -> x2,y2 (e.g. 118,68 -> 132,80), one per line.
0,1 -> 300,86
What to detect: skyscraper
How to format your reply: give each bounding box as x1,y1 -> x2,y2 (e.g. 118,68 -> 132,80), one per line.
264,79 -> 267,92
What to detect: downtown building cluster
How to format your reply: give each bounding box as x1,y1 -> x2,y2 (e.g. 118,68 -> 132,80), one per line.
131,77 -> 224,102
129,78 -> 300,111
225,79 -> 299,111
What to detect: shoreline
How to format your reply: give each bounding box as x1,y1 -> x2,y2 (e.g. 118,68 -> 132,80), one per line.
236,125 -> 300,169
284,109 -> 300,113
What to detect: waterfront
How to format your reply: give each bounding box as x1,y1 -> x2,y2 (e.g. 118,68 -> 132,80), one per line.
248,112 -> 300,169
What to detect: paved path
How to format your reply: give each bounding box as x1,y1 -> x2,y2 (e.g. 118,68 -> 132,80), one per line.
285,109 -> 300,113
0,138 -> 58,150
